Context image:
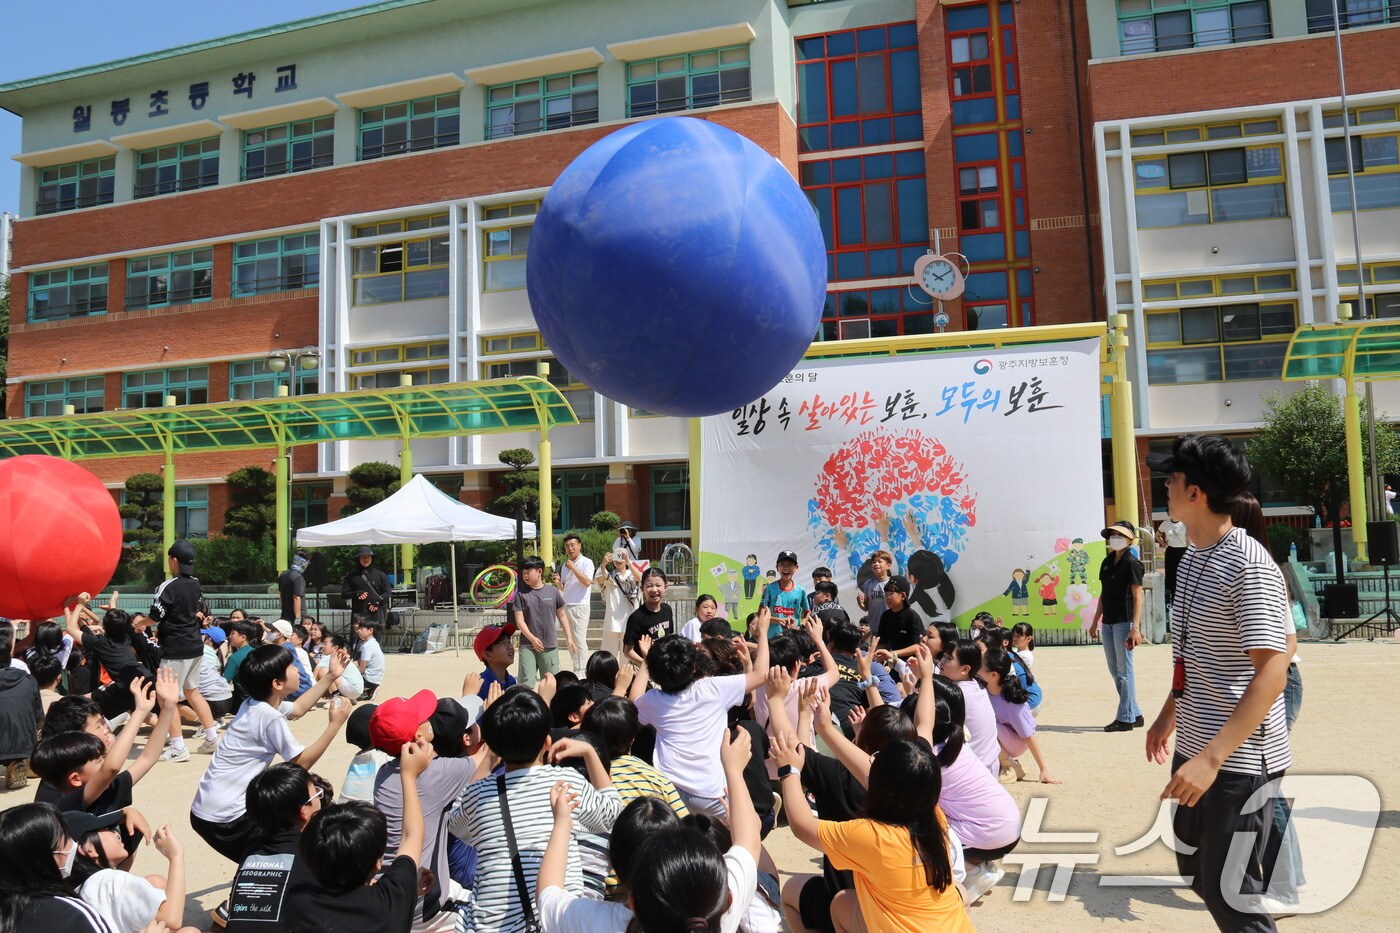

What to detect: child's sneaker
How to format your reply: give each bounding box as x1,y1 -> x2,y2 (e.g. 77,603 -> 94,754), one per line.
4,761 -> 28,789
159,745 -> 191,763
197,735 -> 221,754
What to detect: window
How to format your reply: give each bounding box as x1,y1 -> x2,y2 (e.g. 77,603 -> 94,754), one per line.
359,94 -> 460,161
126,249 -> 214,310
243,117 -> 334,179
650,465 -> 690,530
818,288 -> 937,342
627,46 -> 750,117
552,469 -> 607,531
173,486 -> 209,539
1338,262 -> 1400,318
482,355 -> 595,420
27,264 -> 108,322
229,360 -> 318,400
1129,117 -> 1281,148
481,201 -> 540,291
1145,282 -> 1297,384
350,341 -> 449,366
795,23 -> 922,152
122,366 -> 209,408
802,150 -> 929,282
1307,0 -> 1396,32
352,216 -> 449,305
291,482 -> 332,531
480,331 -> 544,354
350,341 -> 449,389
1134,144 -> 1286,227
1117,0 -> 1271,54
134,138 -> 220,198
488,70 -> 599,138
1325,127 -> 1400,212
354,367 -> 448,388
36,157 -> 114,214
233,232 -> 320,297
25,376 -> 104,417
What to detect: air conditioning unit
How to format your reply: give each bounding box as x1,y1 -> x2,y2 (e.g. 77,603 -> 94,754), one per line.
838,318 -> 871,341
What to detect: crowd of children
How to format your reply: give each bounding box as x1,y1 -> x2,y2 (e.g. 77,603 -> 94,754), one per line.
0,541 -> 1070,933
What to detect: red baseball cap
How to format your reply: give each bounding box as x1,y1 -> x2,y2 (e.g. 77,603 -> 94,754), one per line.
368,689 -> 437,755
473,623 -> 517,662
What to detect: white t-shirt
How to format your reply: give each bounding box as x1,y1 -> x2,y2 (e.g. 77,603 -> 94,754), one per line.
681,617 -> 704,643
339,747 -> 392,803
199,645 -> 233,702
317,653 -> 365,699
559,555 -> 596,605
1016,648 -> 1035,669
537,846 -> 757,933
292,645 -> 313,681
599,566 -> 639,635
958,680 -> 1001,776
191,699 -> 303,823
358,635 -> 386,683
80,868 -> 165,933
635,673 -> 746,798
1159,519 -> 1189,549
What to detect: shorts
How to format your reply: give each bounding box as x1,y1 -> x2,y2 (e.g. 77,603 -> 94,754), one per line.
799,875 -> 837,933
161,656 -> 202,692
963,837 -> 1020,865
190,811 -> 260,865
206,696 -> 235,718
360,682 -> 380,701
1042,598 -> 1058,606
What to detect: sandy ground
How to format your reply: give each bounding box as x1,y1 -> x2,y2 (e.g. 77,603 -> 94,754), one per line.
6,638 -> 1393,932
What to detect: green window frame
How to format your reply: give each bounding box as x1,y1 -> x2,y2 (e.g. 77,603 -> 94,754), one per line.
24,376 -> 105,417
650,465 -> 690,531
36,157 -> 114,215
487,69 -> 599,139
126,249 -> 214,310
229,360 -> 318,400
627,46 -> 751,117
291,482 -> 333,531
1133,144 -> 1286,227
134,137 -> 220,199
552,468 -> 608,532
233,232 -> 320,297
1117,0 -> 1271,54
122,366 -> 210,409
358,94 -> 460,161
27,264 -> 109,322
242,117 -> 334,180
173,486 -> 210,539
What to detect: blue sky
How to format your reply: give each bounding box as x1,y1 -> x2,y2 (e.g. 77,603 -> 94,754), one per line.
0,0 -> 357,217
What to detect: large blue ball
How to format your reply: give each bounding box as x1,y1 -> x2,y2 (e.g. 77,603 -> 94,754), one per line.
527,117 -> 827,418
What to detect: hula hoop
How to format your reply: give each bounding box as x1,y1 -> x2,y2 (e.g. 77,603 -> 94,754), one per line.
471,564 -> 519,609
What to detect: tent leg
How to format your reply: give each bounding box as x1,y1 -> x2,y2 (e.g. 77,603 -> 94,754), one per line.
451,541 -> 460,657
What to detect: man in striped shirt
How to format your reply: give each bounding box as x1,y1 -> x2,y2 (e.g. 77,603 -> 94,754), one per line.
1145,435 -> 1292,932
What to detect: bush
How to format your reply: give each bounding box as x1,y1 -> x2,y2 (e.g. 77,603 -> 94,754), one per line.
1265,523 -> 1304,562
191,536 -> 274,586
588,510 -> 621,533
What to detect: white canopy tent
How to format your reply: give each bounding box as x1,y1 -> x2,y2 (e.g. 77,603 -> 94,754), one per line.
295,474 -> 536,651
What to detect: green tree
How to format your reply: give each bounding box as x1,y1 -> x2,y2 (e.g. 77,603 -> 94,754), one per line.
223,465 -> 277,542
488,447 -> 559,526
116,473 -> 164,585
1249,382 -> 1400,517
341,461 -> 401,516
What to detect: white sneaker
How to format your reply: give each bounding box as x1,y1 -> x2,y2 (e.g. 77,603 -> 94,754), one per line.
197,735 -> 220,754
963,861 -> 1005,903
1251,894 -> 1299,919
159,745 -> 191,763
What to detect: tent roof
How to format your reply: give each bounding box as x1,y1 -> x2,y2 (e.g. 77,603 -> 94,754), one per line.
296,474 -> 535,546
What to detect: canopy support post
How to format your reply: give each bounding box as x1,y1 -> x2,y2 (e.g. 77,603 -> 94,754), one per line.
275,442 -> 290,575
399,432 -> 415,587
451,541 -> 460,657
162,445 -> 176,579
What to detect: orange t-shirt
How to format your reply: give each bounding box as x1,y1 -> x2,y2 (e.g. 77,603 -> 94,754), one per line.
817,817 -> 974,933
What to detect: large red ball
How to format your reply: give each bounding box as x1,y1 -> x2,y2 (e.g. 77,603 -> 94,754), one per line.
0,456 -> 123,619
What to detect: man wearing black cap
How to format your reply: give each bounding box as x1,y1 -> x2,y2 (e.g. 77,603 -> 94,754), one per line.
341,546 -> 392,625
1145,435 -> 1292,932
1090,519 -> 1145,732
153,539 -> 220,761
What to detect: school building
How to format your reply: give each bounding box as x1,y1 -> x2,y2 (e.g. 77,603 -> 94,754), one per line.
1,0 -> 1397,546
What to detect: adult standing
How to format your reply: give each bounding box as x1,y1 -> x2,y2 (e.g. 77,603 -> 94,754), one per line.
152,540 -> 220,760
552,534 -> 596,674
342,546 -> 392,626
278,549 -> 311,626
595,550 -> 639,658
611,521 -> 642,563
1145,435 -> 1292,932
1156,517 -> 1189,610
510,556 -> 575,687
1089,520 -> 1144,732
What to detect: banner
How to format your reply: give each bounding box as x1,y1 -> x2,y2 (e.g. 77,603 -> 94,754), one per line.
698,339 -> 1108,629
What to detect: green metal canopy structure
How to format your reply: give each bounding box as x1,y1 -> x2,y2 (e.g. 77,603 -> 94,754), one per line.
0,376 -> 578,576
1281,320 -> 1400,562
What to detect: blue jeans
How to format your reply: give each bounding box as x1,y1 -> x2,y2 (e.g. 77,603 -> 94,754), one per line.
1100,621 -> 1141,723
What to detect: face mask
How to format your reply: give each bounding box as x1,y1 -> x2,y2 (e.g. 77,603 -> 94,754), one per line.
56,840 -> 77,878
1108,536 -> 1129,552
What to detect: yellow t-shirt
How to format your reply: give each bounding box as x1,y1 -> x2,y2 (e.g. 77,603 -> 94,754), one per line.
818,817 -> 974,933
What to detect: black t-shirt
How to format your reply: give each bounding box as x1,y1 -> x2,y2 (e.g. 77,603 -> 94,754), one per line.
18,895 -> 118,932
81,632 -> 144,682
278,569 -> 307,623
283,853 -> 417,933
799,747 -> 863,895
36,769 -> 133,815
876,607 -> 923,652
825,653 -> 868,739
623,603 -> 674,650
153,573 -> 204,660
1098,553 -> 1145,624
226,829 -> 302,932
815,603 -> 851,627
734,720 -> 773,819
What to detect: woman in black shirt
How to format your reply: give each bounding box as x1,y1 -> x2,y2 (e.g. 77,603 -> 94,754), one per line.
1089,520 -> 1145,732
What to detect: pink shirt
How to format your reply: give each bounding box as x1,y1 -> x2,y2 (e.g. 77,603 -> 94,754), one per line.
959,680 -> 1001,776
989,692 -> 1037,740
935,743 -> 1022,851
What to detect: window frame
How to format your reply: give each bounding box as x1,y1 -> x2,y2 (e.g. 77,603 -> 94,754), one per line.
649,464 -> 691,531
626,45 -> 752,118
36,157 -> 115,215
1133,142 -> 1287,227
350,217 -> 450,306
121,366 -> 210,408
479,353 -> 594,420
228,359 -> 318,400
242,117 -> 335,180
794,22 -> 922,153
552,468 -> 608,532
1142,272 -> 1298,384
125,249 -> 215,310
1117,0 -> 1273,54
487,69 -> 600,139
480,201 -> 541,292
358,93 -> 461,161
24,376 -> 105,417
233,232 -> 321,297
27,263 -> 109,322
134,137 -> 220,199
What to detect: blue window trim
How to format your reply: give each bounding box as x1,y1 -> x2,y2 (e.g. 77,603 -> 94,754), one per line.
233,232 -> 320,297
27,263 -> 109,322
126,249 -> 214,310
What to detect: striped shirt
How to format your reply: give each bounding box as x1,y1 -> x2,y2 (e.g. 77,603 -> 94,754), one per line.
446,765 -> 621,933
610,755 -> 690,816
1171,527 -> 1291,776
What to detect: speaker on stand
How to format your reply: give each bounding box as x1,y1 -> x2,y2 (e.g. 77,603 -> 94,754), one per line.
1334,521 -> 1400,640
305,552 -> 331,624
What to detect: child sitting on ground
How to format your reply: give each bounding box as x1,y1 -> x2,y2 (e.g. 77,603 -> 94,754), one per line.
338,703 -> 389,804
64,809 -> 200,933
315,634 -> 365,701
981,646 -> 1058,785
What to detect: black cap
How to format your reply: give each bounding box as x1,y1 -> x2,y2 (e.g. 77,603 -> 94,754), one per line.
883,574 -> 911,595
346,703 -> 377,751
428,696 -> 482,752
776,550 -> 799,566
61,808 -> 123,839
169,539 -> 195,573
1145,435 -> 1251,500
354,545 -> 374,558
